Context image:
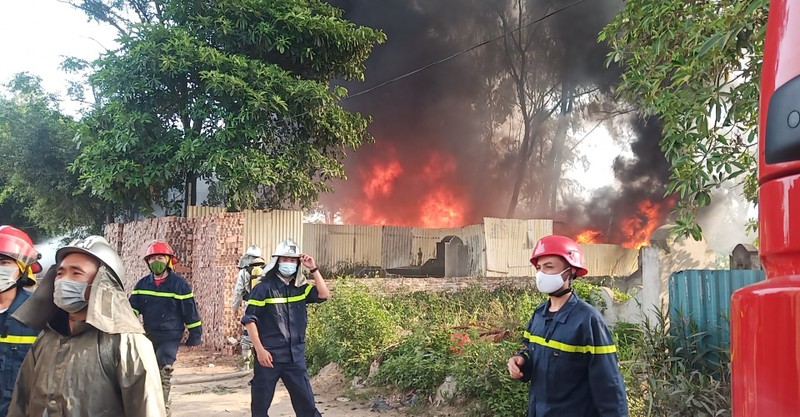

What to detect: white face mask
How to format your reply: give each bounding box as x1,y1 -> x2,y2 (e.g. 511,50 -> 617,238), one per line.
277,262 -> 298,277
535,268 -> 570,294
0,265 -> 19,293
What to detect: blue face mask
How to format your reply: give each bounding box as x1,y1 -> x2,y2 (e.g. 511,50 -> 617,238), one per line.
277,262 -> 298,277
54,278 -> 89,313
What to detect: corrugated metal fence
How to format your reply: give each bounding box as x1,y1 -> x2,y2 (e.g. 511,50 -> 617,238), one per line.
188,207 -> 303,255
186,207 -> 640,277
669,269 -> 766,355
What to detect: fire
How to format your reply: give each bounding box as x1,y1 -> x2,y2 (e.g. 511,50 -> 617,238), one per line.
575,229 -> 604,244
573,199 -> 673,249
346,149 -> 468,228
620,199 -> 664,249
364,160 -> 403,199
420,187 -> 465,228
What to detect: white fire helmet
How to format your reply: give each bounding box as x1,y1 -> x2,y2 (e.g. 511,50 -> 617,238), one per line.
264,238 -> 305,286
237,244 -> 263,269
271,239 -> 301,259
245,245 -> 262,257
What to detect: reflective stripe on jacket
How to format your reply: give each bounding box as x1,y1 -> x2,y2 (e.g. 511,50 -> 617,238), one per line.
129,271 -> 202,342
518,293 -> 628,417
241,272 -> 326,363
0,290 -> 38,416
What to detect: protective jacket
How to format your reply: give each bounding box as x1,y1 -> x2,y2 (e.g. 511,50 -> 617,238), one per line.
130,270 -> 202,344
0,289 -> 38,416
8,266 -> 166,417
231,269 -> 263,311
517,294 -> 628,417
241,271 -> 326,363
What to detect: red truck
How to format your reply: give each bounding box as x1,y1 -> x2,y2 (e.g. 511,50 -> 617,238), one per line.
731,0 -> 800,414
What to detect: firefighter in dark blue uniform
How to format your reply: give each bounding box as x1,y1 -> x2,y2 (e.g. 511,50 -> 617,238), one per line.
0,226 -> 42,417
242,238 -> 330,417
508,235 -> 628,417
129,240 -> 202,416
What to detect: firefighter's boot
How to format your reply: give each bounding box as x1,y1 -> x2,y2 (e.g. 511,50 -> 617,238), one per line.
160,365 -> 174,416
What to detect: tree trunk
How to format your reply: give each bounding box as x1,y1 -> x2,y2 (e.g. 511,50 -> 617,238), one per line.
544,82 -> 574,213
183,172 -> 197,217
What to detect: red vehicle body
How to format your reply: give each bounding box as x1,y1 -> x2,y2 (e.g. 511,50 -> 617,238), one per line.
731,0 -> 800,414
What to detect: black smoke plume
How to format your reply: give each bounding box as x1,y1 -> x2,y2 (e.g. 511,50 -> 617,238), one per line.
321,0 -> 671,241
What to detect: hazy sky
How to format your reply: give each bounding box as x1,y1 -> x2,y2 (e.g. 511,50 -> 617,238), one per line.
0,0 -> 117,114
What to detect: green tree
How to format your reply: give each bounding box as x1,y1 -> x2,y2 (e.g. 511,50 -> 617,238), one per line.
0,73 -> 112,236
601,0 -> 767,239
70,0 -> 385,215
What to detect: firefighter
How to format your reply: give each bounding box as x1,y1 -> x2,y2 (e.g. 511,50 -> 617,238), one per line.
241,238 -> 330,417
232,244 -> 266,370
130,240 -> 202,416
0,226 -> 41,416
507,235 -> 628,417
9,236 -> 166,416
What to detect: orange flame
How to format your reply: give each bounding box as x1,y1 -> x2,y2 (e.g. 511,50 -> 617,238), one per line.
420,187 -> 465,228
349,150 -> 468,228
620,199 -> 663,249
575,229 -> 604,244
363,160 -> 403,199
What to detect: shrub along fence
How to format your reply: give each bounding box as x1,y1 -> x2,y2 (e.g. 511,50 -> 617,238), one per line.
306,280 -> 731,417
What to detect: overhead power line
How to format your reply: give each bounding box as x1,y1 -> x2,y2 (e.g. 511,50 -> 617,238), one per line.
288,0 -> 588,121
344,0 -> 588,101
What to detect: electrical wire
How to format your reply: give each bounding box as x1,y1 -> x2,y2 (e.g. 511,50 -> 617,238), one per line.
344,0 -> 588,101
285,0 -> 588,121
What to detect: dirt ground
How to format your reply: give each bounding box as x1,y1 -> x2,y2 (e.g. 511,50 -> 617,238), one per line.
171,347 -> 412,417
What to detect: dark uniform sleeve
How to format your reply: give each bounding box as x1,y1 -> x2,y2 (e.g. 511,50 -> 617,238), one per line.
587,314 -> 629,416
129,278 -> 144,316
180,279 -> 203,346
516,315 -> 535,383
304,285 -> 326,304
241,283 -> 263,325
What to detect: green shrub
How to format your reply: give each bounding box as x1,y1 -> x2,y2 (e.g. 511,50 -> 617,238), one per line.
450,339 -> 528,417
572,279 -> 607,310
306,279 -> 399,376
631,308 -> 731,417
373,327 -> 454,396
308,281 -> 697,417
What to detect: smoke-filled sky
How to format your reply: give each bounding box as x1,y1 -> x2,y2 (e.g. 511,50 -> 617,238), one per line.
321,0 -> 678,247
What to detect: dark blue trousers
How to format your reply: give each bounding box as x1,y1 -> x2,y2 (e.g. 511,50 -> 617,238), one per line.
251,360 -> 321,417
151,338 -> 181,368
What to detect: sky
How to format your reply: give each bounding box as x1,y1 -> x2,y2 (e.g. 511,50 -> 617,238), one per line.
0,0 -> 118,115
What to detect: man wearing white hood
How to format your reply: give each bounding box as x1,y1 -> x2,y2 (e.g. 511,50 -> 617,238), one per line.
8,236 -> 166,417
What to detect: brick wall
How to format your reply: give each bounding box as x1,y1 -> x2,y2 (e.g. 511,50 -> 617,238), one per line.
105,213 -> 244,354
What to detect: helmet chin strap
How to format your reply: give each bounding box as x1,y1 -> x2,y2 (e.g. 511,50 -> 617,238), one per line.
548,271 -> 575,298
548,285 -> 572,298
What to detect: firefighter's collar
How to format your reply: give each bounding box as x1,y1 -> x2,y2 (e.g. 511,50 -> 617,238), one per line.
540,293 -> 578,323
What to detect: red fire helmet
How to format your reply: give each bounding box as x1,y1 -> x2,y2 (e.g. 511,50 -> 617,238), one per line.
143,240 -> 179,265
530,235 -> 588,277
0,225 -> 42,274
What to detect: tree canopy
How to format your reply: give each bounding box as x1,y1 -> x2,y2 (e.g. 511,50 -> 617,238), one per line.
601,0 -> 767,239
0,73 -> 111,237
70,0 -> 385,215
